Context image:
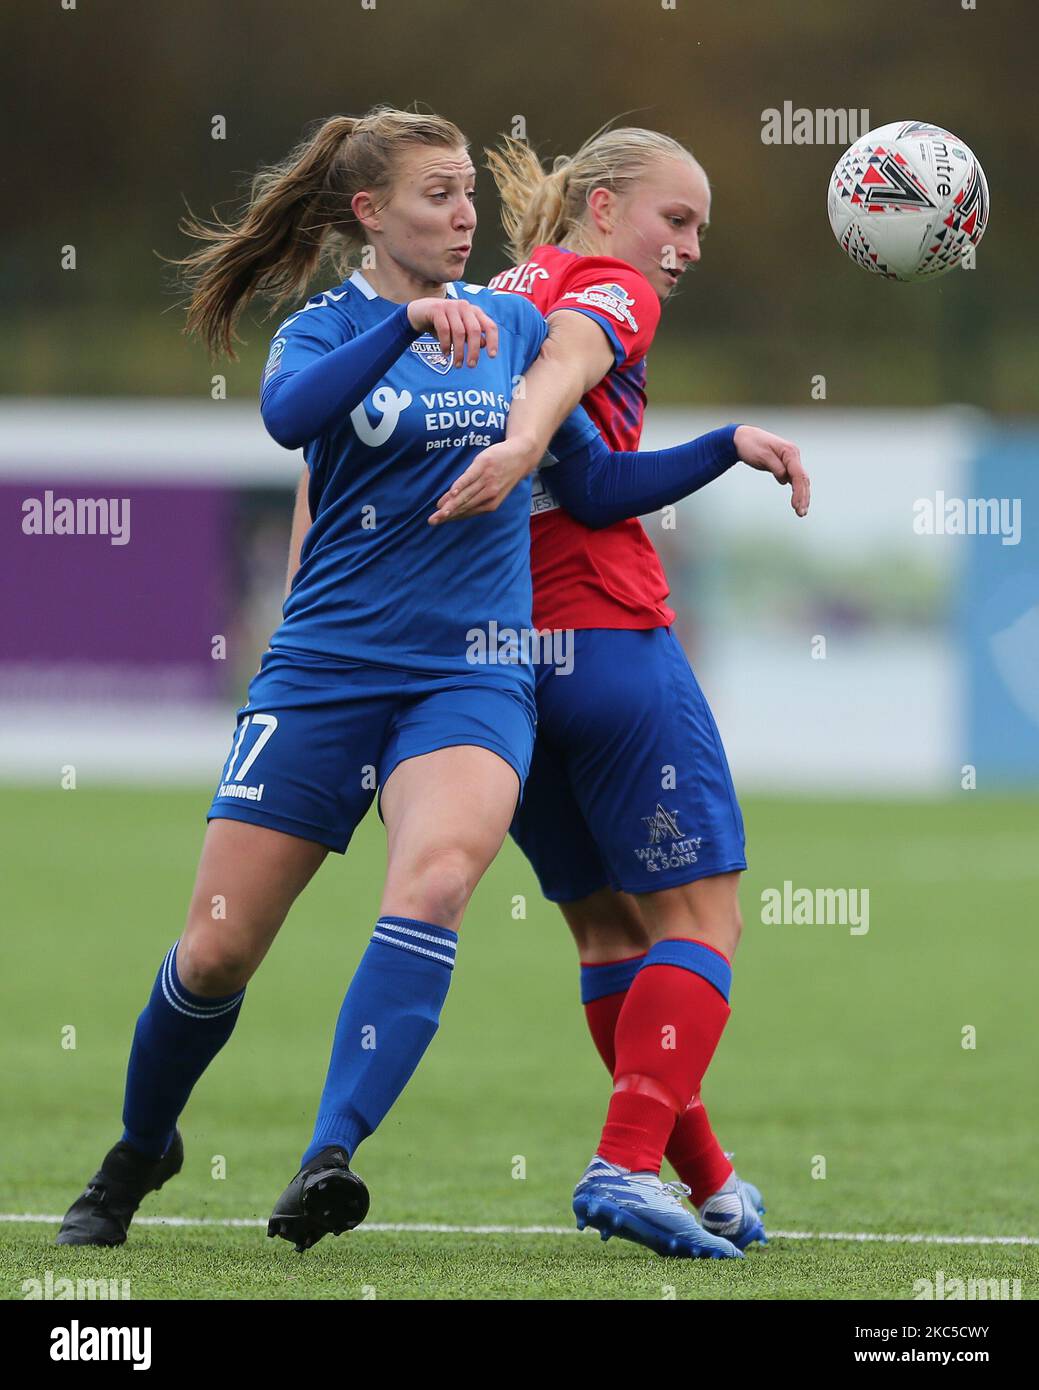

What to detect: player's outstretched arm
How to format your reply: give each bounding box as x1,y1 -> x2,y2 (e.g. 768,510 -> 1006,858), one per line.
428,311 -> 613,523
545,423 -> 810,529
504,311 -> 615,459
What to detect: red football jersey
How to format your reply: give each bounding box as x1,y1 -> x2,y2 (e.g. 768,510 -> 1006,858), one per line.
488,244 -> 675,631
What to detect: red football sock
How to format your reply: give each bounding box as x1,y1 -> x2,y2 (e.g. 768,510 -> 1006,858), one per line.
666,1093 -> 734,1206
580,951 -> 647,1072
584,994 -> 734,1199
583,990 -> 625,1074
597,942 -> 732,1174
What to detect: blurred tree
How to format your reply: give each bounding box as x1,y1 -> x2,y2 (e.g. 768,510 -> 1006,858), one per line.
4,0 -> 1035,411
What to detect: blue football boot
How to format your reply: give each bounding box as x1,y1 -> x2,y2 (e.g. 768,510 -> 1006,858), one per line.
698,1171 -> 767,1250
573,1156 -> 743,1259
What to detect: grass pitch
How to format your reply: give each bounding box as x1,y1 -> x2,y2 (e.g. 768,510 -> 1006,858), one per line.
2,787 -> 1036,1299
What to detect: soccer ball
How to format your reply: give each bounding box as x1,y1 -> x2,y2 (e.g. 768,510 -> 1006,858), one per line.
827,120 -> 989,280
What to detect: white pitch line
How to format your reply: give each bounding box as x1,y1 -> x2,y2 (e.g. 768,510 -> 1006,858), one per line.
2,1214 -> 1037,1246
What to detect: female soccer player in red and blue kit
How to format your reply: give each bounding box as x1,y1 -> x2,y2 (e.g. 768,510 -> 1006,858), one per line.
433,127 -> 810,1256
57,108 -> 766,1258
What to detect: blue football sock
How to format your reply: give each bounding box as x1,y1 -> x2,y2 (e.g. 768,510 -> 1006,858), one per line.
301,917 -> 457,1168
121,943 -> 246,1159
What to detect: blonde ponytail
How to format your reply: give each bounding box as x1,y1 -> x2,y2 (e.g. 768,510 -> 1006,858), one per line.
486,125 -> 700,265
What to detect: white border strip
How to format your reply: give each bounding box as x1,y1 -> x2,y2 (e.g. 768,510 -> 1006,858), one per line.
0,402 -> 979,482
2,1214 -> 1036,1245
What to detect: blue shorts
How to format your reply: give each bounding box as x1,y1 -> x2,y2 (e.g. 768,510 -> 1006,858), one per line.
208,646 -> 536,853
510,627 -> 746,901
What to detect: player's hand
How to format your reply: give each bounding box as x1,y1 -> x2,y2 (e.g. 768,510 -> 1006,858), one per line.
428,437 -> 540,524
407,298 -> 499,368
733,425 -> 810,517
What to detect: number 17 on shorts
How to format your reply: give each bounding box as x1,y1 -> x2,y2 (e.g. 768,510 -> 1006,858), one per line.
215,713 -> 279,804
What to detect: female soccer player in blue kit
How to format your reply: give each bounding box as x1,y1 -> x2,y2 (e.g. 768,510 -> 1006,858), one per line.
56,107 -> 766,1257
55,106 -> 569,1252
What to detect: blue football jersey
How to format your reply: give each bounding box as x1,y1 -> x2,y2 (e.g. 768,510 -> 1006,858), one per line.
261,270 -> 595,679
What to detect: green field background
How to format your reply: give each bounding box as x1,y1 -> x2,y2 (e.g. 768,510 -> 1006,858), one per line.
2,788 -> 1036,1299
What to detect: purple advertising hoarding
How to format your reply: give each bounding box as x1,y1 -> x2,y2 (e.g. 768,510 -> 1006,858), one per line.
1,482 -> 236,701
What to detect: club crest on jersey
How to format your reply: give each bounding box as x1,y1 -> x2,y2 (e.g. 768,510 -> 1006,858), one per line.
561,282 -> 639,331
410,336 -> 453,374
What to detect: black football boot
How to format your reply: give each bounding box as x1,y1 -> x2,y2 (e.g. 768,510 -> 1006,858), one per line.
268,1145 -> 370,1253
56,1130 -> 185,1246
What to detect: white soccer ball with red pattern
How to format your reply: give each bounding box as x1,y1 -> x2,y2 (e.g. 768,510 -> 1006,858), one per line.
827,121 -> 989,280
